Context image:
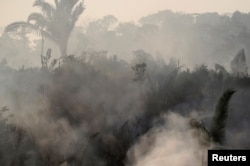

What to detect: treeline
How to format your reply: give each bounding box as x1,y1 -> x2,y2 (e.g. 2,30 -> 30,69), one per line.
2,10 -> 250,68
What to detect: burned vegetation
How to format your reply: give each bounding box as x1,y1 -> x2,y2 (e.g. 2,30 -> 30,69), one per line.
0,48 -> 249,166
0,1 -> 250,165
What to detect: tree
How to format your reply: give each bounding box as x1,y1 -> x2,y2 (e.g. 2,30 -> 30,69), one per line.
190,89 -> 236,147
4,0 -> 84,57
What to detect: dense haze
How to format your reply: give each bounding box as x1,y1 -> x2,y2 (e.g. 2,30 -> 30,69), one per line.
2,10 -> 250,69
2,0 -> 250,26
0,0 -> 250,166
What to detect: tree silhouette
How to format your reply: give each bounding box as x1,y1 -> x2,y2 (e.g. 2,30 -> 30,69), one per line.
209,89 -> 235,145
4,0 -> 84,57
190,89 -> 236,148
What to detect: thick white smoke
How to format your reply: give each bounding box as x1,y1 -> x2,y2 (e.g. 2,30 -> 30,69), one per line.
127,112 -> 205,166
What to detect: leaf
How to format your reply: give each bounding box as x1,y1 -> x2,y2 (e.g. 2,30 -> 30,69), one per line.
27,13 -> 49,28
33,0 -> 55,18
4,21 -> 28,33
209,89 -> 235,145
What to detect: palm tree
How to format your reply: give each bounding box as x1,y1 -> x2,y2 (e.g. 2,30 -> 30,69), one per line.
4,0 -> 84,57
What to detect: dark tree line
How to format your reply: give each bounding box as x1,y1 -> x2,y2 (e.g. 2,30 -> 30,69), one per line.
0,51 -> 249,165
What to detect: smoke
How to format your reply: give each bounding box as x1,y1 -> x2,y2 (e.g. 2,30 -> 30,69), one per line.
1,10 -> 250,71
0,57 -> 147,165
1,5 -> 250,165
127,112 -> 204,166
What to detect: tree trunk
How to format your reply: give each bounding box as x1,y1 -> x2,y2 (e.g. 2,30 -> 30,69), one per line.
58,38 -> 68,58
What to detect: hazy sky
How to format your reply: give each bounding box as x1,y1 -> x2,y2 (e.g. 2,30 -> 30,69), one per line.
1,0 -> 250,28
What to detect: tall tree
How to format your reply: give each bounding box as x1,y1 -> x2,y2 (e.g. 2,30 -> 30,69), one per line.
4,0 -> 84,57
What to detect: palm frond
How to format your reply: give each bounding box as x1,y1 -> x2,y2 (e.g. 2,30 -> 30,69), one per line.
68,2 -> 84,31
28,13 -> 49,28
5,20 -> 54,41
33,0 -> 55,18
209,89 -> 235,145
71,2 -> 85,23
5,0 -> 84,57
4,21 -> 28,33
56,0 -> 79,19
61,0 -> 79,9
